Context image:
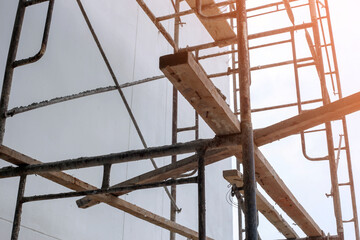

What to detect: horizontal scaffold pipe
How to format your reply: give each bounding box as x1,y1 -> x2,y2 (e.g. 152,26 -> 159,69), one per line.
0,145 -> 213,240
22,177 -> 198,203
0,134 -> 241,178
6,75 -> 164,117
180,22 -> 313,52
2,91 -> 360,179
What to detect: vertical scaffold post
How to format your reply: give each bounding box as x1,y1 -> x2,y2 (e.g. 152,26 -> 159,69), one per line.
230,4 -> 243,239
170,1 -> 180,239
325,0 -> 359,238
11,175 -> 27,240
170,92 -> 178,240
236,0 -> 257,239
309,0 -> 343,238
101,164 -> 111,189
0,0 -> 26,144
197,147 -> 206,240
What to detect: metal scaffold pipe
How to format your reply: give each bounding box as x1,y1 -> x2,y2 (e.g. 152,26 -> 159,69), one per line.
236,0 -> 257,239
11,175 -> 27,240
197,148 -> 207,240
0,0 -> 26,144
309,0 -> 343,237
0,134 -> 241,178
170,0 -> 181,238
6,75 -> 165,117
22,177 -> 198,203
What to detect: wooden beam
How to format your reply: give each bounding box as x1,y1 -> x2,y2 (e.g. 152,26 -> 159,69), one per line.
254,91 -> 360,146
251,147 -> 321,236
185,0 -> 236,46
77,91 -> 360,210
234,147 -> 322,237
160,51 -> 240,135
223,169 -> 299,239
160,51 -> 322,236
0,145 -> 213,240
47,53 -> 360,235
86,90 -> 360,233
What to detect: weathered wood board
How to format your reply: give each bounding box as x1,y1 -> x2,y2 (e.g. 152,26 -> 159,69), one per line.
0,145 -> 213,240
160,51 -> 240,135
223,169 -> 299,239
160,51 -> 322,236
185,0 -> 236,46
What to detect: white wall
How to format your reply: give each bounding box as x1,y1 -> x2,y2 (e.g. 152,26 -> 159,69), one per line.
0,0 -> 233,239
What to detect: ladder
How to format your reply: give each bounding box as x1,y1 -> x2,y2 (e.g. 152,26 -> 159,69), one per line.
230,0 -> 359,239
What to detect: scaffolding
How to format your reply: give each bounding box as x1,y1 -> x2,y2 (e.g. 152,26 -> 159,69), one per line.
0,0 -> 359,239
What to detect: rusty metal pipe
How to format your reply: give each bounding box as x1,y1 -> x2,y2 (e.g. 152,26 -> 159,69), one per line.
157,1 -> 235,22
170,0 -> 181,238
177,126 -> 197,133
325,1 -> 359,236
180,22 -> 313,52
136,0 -> 177,51
290,29 -> 327,161
340,115 -> 360,240
6,75 -> 165,117
0,0 -> 27,144
236,0 -> 257,239
0,134 -> 241,178
101,164 -> 111,189
229,4 -> 238,121
309,0 -> 343,236
324,0 -> 341,99
248,3 -> 308,19
12,0 -> 54,68
249,99 -> 322,113
22,177 -> 197,203
232,184 -> 245,240
198,39 -> 292,60
208,57 -> 313,79
10,175 -> 27,240
300,132 -> 328,161
76,0 -> 180,211
247,0 -> 301,13
24,0 -> 49,7
197,148 -> 207,240
316,1 -> 336,94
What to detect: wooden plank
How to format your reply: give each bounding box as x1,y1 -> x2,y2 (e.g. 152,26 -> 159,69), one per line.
160,51 -> 322,236
223,169 -> 299,239
231,147 -> 322,236
185,0 -> 236,46
160,51 -> 240,135
251,147 -> 322,236
14,52 -> 356,235
77,91 -> 360,211
254,91 -> 360,146
0,145 -> 213,240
